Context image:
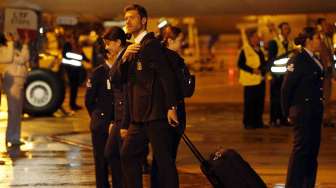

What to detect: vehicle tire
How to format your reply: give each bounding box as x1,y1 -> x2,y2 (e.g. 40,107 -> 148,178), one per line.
23,68 -> 65,116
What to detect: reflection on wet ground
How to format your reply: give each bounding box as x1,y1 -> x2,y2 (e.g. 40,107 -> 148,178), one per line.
1,102 -> 334,187
0,138 -> 95,187
0,72 -> 336,187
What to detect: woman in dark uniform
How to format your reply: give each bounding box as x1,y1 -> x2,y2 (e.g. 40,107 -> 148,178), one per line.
281,27 -> 324,188
103,26 -> 130,188
161,25 -> 187,155
150,25 -> 187,188
85,26 -> 128,188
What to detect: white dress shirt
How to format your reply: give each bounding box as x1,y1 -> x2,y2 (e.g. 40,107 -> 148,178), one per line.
304,48 -> 323,70
134,31 -> 148,44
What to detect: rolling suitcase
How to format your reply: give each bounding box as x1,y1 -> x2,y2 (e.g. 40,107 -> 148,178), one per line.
182,133 -> 267,188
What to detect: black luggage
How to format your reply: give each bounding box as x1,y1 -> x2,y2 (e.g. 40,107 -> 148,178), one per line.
182,133 -> 267,188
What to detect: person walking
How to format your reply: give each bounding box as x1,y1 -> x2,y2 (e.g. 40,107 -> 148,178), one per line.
0,32 -> 29,147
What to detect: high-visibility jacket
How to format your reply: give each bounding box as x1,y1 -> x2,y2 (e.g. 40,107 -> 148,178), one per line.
239,44 -> 263,86
274,35 -> 294,58
269,36 -> 295,75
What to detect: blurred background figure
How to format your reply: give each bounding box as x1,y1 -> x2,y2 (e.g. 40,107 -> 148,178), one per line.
91,37 -> 106,68
317,18 -> 336,128
61,32 -> 89,111
238,28 -> 267,129
268,22 -> 294,127
0,32 -> 30,147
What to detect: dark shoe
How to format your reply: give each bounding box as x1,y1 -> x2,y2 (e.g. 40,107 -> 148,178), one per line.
269,121 -> 277,127
142,163 -> 151,174
258,126 -> 269,129
270,121 -> 283,127
323,122 -> 335,128
71,105 -> 83,111
280,120 -> 292,127
255,122 -> 267,129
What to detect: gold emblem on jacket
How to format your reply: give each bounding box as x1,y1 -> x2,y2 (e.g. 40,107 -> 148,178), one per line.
136,61 -> 143,71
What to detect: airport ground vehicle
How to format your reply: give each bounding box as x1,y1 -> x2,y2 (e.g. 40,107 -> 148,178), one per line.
1,5 -> 66,116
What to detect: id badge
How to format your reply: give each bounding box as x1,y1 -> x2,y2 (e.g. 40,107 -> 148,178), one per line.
107,79 -> 111,90
136,61 -> 143,71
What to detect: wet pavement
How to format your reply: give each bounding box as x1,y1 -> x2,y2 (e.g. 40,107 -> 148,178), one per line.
1,71 -> 336,188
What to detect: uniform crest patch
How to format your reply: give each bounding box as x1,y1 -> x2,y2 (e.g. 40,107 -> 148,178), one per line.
136,61 -> 143,71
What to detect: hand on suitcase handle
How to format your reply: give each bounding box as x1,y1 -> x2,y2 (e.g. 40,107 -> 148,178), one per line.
167,109 -> 179,127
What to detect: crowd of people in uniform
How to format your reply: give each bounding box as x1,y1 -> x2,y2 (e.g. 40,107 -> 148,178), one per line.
70,4 -> 336,188
238,18 -> 335,188
85,4 -> 188,188
0,2 -> 335,188
238,18 -> 336,130
84,2 -> 336,186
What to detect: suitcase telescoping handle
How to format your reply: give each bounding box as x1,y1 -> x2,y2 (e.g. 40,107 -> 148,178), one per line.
182,133 -> 223,188
182,133 -> 206,163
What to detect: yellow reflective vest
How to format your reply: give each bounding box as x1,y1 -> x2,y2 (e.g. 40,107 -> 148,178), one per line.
239,44 -> 263,86
274,36 -> 294,58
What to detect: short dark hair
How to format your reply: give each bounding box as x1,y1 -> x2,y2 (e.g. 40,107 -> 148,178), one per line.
317,18 -> 326,25
294,27 -> 316,47
0,33 -> 7,46
124,4 -> 147,19
161,26 -> 183,46
278,22 -> 289,29
245,28 -> 258,39
124,4 -> 148,27
162,26 -> 182,41
102,26 -> 126,46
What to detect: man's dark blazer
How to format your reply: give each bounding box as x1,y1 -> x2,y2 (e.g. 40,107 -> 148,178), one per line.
110,47 -> 130,130
120,32 -> 178,123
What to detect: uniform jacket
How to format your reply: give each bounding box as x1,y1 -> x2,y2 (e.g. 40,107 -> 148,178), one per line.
281,49 -> 324,118
110,47 -> 130,130
85,63 -> 114,133
119,32 -> 178,123
165,48 -> 187,133
268,37 -> 294,60
165,48 -> 186,101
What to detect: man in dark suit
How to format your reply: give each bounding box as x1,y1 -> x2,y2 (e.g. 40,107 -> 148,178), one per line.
118,4 -> 180,188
